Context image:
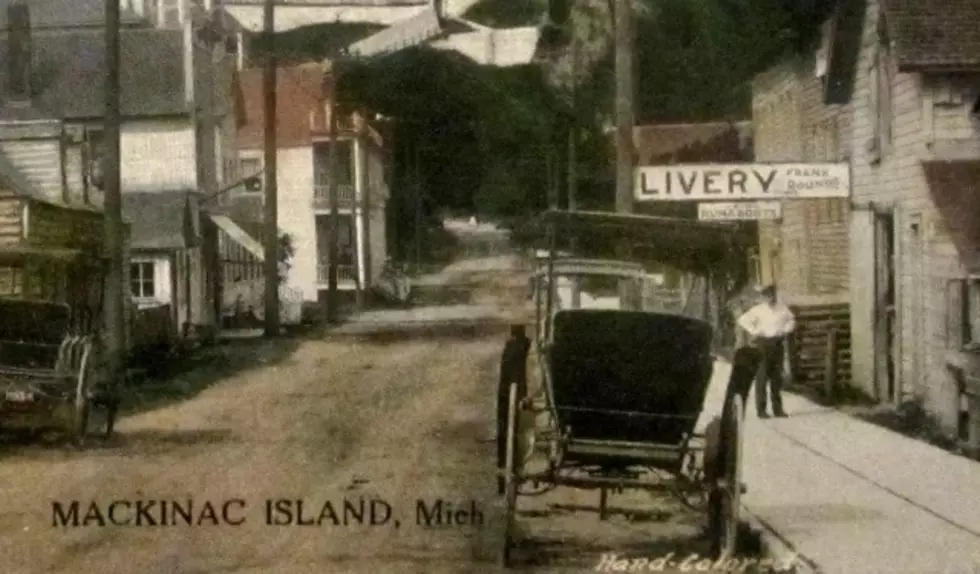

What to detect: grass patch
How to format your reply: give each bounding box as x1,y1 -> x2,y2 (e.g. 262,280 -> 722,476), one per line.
120,334 -> 303,418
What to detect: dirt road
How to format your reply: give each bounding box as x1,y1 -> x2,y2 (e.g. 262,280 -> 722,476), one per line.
0,240 -> 765,573
0,336 -> 508,574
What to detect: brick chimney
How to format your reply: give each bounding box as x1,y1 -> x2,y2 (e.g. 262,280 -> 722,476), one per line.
6,2 -> 31,105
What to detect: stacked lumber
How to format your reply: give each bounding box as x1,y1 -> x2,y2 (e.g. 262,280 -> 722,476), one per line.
788,302 -> 851,392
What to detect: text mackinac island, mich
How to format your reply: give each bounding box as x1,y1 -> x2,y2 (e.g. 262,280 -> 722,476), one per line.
51,498 -> 485,529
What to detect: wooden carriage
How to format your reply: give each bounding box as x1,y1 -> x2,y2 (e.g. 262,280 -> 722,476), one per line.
499,209 -> 759,566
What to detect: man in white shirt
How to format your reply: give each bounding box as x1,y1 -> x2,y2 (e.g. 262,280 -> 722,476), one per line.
737,283 -> 795,418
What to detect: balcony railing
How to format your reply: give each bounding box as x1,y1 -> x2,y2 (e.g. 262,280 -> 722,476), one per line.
313,183 -> 356,209
316,264 -> 358,286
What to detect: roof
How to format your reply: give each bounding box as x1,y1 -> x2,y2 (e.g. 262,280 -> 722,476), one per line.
0,0 -> 144,29
122,191 -> 195,251
0,147 -> 46,203
0,28 -> 188,119
881,0 -> 980,71
0,146 -> 101,212
347,6 -> 443,58
526,209 -> 749,272
922,160 -> 980,269
632,122 -> 752,166
236,63 -> 328,149
532,258 -> 649,280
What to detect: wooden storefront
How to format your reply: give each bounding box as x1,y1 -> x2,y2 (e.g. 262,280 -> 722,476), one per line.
0,187 -> 106,333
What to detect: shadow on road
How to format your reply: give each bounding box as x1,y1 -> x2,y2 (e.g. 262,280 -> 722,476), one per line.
120,335 -> 303,419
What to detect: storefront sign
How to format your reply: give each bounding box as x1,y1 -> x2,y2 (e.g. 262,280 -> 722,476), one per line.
698,201 -> 782,221
635,163 -> 849,201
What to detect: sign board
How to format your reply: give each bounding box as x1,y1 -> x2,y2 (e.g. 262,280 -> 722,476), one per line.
634,163 -> 849,202
698,201 -> 782,221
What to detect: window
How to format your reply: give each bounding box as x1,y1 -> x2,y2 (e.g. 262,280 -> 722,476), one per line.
130,262 -> 155,299
869,21 -> 892,162
948,277 -> 980,350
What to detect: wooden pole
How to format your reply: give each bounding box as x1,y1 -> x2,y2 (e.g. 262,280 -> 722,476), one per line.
262,0 -> 280,336
103,0 -> 126,379
355,120 -> 369,310
613,0 -> 636,307
568,36 -> 581,309
613,0 -> 634,214
414,143 -> 422,273
326,73 -> 340,323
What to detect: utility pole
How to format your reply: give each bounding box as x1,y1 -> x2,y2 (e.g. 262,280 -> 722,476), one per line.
262,0 -> 280,336
354,118 -> 368,311
614,0 -> 634,214
326,68 -> 340,323
568,36 -> 581,309
414,143 -> 422,273
614,0 -> 636,308
103,0 -> 126,387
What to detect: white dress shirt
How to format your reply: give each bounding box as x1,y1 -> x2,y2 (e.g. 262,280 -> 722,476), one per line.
737,302 -> 796,338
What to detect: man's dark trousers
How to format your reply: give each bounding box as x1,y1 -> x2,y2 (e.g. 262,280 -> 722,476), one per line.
755,336 -> 786,416
497,334 -> 529,493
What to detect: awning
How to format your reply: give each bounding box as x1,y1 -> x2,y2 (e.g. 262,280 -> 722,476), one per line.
532,258 -> 647,280
347,8 -> 443,59
527,209 -> 750,272
209,214 -> 265,260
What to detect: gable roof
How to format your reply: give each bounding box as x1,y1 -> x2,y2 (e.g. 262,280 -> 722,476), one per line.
0,28 -> 188,119
236,63 -> 327,149
0,0 -> 145,29
122,190 -> 195,250
881,0 -> 980,71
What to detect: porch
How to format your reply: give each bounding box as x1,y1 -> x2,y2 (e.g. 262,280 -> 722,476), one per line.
312,139 -> 357,211
315,213 -> 360,290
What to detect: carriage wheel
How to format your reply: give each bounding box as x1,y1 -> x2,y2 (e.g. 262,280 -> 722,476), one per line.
709,393 -> 745,560
501,382 -> 520,568
69,340 -> 94,447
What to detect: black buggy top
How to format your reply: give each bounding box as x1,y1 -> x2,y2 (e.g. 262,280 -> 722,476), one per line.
526,209 -> 751,458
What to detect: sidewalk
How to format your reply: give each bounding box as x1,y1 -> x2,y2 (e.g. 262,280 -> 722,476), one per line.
704,361 -> 980,574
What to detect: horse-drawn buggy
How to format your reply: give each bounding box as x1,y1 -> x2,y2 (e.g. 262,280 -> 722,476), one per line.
0,247 -> 120,445
500,209 -> 759,567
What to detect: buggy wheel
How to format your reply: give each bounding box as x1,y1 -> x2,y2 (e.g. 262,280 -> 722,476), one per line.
709,393 -> 745,560
69,340 -> 94,447
501,382 -> 520,569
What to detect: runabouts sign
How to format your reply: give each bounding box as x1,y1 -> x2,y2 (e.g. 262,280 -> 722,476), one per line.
634,163 -> 849,202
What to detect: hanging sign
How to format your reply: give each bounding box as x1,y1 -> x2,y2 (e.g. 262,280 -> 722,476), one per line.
634,163 -> 849,202
698,201 -> 782,221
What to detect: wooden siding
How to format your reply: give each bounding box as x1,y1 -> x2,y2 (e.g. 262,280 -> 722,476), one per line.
0,191 -> 23,245
25,201 -> 103,253
751,47 -> 851,300
0,139 -> 62,202
847,0 -> 980,431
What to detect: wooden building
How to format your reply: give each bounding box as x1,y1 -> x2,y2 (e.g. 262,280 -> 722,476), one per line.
0,126 -> 105,331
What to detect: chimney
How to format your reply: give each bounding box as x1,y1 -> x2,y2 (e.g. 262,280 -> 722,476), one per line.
6,2 -> 32,105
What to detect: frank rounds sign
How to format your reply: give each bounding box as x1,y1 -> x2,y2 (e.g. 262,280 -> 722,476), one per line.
634,163 -> 850,202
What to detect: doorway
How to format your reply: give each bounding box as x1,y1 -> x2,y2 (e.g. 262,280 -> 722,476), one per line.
873,209 -> 897,402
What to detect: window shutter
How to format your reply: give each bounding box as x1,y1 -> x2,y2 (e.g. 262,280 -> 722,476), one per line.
947,278 -> 966,348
